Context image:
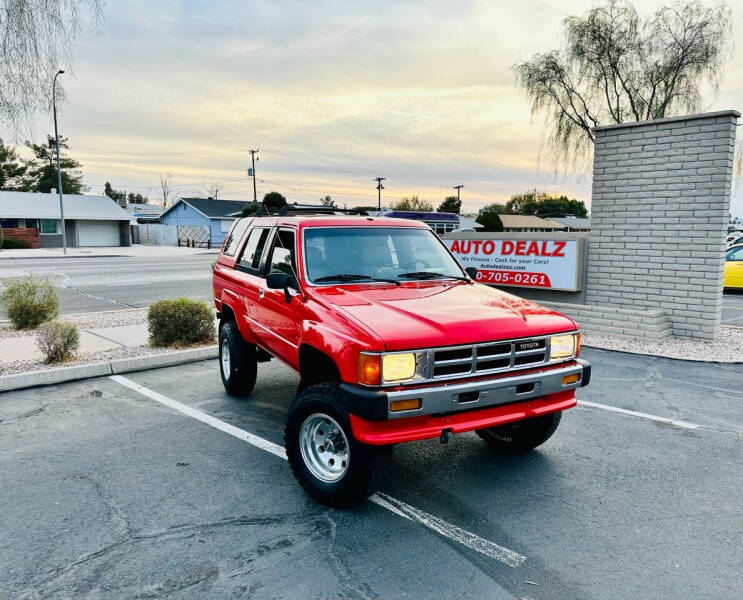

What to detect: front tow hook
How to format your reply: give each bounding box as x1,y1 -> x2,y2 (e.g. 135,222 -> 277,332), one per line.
440,428 -> 451,444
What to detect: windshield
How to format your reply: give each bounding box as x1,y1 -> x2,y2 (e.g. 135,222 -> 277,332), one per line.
303,227 -> 466,284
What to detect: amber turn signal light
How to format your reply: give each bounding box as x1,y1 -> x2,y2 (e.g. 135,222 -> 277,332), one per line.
562,373 -> 580,386
358,353 -> 381,386
389,398 -> 422,412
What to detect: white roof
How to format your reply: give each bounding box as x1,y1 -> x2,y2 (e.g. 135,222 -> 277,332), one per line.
0,191 -> 131,221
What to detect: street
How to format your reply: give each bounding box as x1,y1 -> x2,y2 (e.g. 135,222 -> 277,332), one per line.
1,347 -> 741,599
2,254 -> 742,326
0,254 -> 215,316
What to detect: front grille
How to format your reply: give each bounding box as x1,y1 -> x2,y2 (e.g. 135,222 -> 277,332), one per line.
431,337 -> 549,380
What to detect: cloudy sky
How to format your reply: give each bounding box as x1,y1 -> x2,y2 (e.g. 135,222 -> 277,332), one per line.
27,0 -> 743,215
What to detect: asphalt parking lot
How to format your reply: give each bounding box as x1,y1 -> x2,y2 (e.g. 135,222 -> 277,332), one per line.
2,347 -> 742,599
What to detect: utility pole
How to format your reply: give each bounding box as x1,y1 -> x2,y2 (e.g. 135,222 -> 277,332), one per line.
249,149 -> 259,203
453,185 -> 463,202
374,177 -> 386,211
53,69 -> 67,255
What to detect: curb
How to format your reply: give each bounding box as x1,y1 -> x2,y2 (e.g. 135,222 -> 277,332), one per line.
581,343 -> 743,364
0,346 -> 218,393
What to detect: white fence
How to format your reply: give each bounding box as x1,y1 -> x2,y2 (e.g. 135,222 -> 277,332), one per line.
134,224 -> 178,246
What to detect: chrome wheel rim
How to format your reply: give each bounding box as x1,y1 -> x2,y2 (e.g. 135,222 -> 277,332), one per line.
299,413 -> 349,483
221,339 -> 231,379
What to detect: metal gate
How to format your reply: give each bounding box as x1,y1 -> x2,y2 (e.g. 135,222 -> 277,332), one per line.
177,225 -> 210,248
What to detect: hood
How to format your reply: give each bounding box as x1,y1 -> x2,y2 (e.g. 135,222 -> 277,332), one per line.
311,282 -> 577,351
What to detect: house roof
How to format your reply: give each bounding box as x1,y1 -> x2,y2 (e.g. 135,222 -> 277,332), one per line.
0,191 -> 131,221
547,217 -> 591,230
161,197 -> 248,219
126,203 -> 163,216
498,214 -> 563,229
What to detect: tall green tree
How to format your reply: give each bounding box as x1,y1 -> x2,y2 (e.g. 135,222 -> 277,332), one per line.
506,191 -> 588,218
262,191 -> 287,213
514,0 -> 732,163
0,139 -> 26,189
392,195 -> 433,211
480,203 -> 508,214
438,196 -> 462,214
104,182 -> 126,202
22,135 -> 85,194
476,213 -> 503,232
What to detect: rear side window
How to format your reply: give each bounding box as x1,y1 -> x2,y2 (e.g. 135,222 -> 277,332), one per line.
238,227 -> 270,272
222,218 -> 251,256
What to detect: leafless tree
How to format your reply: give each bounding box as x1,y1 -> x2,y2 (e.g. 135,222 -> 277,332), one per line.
514,0 -> 732,166
203,181 -> 224,200
159,173 -> 174,206
0,0 -> 103,134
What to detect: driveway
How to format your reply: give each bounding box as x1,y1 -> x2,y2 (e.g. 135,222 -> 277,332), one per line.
1,347 -> 741,599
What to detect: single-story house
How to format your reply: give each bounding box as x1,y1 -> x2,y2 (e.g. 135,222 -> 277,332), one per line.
0,191 -> 132,247
498,214 -> 564,232
127,202 -> 165,224
160,198 -> 248,246
457,214 -> 484,231
547,216 -> 591,231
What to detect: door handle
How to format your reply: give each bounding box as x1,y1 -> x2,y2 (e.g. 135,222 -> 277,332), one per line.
258,288 -> 265,299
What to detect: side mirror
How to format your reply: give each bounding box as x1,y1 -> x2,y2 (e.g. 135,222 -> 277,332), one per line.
465,267 -> 478,280
266,271 -> 295,304
266,272 -> 291,290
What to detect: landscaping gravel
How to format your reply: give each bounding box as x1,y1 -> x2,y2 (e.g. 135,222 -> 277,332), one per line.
0,343 -> 216,376
582,325 -> 743,363
0,308 -> 148,339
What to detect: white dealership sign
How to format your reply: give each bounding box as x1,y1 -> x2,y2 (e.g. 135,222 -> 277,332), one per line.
444,238 -> 580,291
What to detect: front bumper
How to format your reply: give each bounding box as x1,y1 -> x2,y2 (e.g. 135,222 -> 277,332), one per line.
339,358 -> 590,421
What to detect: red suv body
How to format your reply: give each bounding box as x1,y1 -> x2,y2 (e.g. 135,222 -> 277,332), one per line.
213,215 -> 590,506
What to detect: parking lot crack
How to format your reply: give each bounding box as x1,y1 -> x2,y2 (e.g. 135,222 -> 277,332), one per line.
322,513 -> 377,600
646,362 -> 682,421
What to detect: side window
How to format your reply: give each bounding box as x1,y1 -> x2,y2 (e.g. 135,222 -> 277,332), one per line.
222,218 -> 251,256
237,227 -> 270,272
268,229 -> 296,280
727,247 -> 743,261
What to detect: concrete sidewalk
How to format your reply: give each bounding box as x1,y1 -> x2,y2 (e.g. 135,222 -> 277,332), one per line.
0,244 -> 219,260
0,323 -> 149,363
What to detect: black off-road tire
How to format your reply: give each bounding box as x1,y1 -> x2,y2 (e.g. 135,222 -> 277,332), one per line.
476,411 -> 562,452
218,321 -> 257,396
285,383 -> 390,508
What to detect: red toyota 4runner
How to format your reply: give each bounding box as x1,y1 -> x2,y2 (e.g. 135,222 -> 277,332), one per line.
213,215 -> 590,507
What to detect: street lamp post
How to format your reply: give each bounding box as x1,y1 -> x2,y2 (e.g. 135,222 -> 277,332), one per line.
53,69 -> 67,255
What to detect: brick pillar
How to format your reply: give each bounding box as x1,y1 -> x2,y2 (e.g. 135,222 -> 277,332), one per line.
587,110 -> 738,340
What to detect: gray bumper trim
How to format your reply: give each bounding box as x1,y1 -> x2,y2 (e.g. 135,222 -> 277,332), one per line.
385,361 -> 586,419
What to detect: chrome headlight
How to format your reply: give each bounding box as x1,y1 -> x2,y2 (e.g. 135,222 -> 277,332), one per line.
359,351 -> 425,385
549,334 -> 578,360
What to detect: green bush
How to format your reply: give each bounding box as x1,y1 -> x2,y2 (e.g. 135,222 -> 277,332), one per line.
1,238 -> 32,249
148,298 -> 216,347
37,320 -> 79,363
0,275 -> 59,329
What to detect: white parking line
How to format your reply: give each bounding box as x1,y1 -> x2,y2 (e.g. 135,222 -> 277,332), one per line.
578,400 -> 698,430
109,374 -> 526,568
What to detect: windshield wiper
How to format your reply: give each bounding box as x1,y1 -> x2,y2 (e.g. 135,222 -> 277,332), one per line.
314,273 -> 401,286
396,271 -> 469,282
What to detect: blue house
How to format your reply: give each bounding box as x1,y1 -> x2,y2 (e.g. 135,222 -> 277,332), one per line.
159,198 -> 248,246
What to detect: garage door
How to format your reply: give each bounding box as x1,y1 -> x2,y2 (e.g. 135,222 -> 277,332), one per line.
77,220 -> 120,247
